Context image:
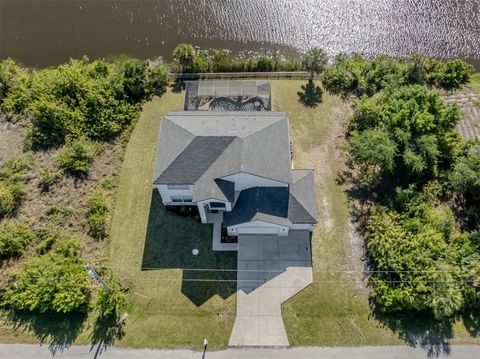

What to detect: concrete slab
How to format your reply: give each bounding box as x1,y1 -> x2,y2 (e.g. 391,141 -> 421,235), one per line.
258,316 -> 289,346
229,231 -> 313,347
258,287 -> 281,315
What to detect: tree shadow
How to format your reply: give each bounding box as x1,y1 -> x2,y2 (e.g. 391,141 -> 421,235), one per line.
373,310 -> 454,358
171,78 -> 186,94
461,310 -> 480,337
89,315 -> 126,358
141,190 -> 237,306
297,79 -> 323,108
2,310 -> 87,355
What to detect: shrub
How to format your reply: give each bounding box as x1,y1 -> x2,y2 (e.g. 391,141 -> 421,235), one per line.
45,203 -> 77,224
348,129 -> 396,185
4,251 -> 90,313
347,85 -> 462,186
52,236 -> 81,259
366,199 -> 478,318
1,57 -> 152,147
450,144 -> 480,202
95,274 -> 128,318
0,184 -> 15,217
0,59 -> 29,111
0,153 -> 32,183
0,222 -> 34,259
56,138 -> 96,177
86,190 -> 109,239
38,166 -> 62,191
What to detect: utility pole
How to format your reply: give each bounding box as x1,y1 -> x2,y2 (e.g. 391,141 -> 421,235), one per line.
87,264 -> 111,292
202,338 -> 208,359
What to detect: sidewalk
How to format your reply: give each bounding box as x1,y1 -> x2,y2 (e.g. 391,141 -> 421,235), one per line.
1,344 -> 479,359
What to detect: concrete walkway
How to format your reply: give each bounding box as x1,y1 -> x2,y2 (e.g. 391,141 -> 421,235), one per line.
1,344 -> 479,359
229,231 -> 313,346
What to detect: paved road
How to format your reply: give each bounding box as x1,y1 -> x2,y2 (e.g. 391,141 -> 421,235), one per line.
1,344 -> 479,359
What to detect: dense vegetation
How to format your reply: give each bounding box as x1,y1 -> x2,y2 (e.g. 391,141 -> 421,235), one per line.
329,54 -> 479,319
0,56 -> 164,319
323,54 -> 473,98
172,43 -> 302,73
1,57 -> 169,148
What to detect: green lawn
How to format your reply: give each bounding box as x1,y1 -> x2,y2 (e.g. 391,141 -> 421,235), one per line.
108,91 -> 236,349
108,80 -> 480,349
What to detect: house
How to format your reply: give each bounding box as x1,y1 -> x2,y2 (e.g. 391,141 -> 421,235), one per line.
152,81 -> 318,246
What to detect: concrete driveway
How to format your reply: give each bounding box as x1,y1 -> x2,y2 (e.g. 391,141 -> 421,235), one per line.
229,230 -> 313,346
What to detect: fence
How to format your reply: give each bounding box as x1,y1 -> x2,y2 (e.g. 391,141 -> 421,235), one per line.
171,71 -> 315,80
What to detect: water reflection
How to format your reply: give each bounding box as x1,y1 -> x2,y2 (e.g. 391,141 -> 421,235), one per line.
0,0 -> 479,67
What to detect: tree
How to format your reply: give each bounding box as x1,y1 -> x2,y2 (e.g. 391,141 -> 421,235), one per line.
172,43 -> 197,73
348,85 -> 462,184
348,129 -> 396,185
450,145 -> 480,201
302,48 -> 328,78
297,79 -> 323,107
437,59 -> 473,91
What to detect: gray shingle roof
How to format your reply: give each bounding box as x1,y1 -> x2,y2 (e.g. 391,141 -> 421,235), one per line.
153,112 -> 292,202
224,187 -> 291,227
289,170 -> 319,224
154,136 -> 235,184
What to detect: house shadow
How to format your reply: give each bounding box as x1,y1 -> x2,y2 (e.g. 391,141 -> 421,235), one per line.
141,190 -> 237,306
2,310 -> 87,355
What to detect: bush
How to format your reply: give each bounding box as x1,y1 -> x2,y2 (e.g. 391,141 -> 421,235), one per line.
0,222 -> 34,259
45,203 -> 77,224
450,144 -> 480,202
4,251 -> 90,313
348,129 -> 396,185
0,153 -> 32,183
38,166 -> 62,191
366,198 -> 478,318
86,190 -> 109,239
0,184 -> 15,217
95,274 -> 128,318
56,138 -> 96,177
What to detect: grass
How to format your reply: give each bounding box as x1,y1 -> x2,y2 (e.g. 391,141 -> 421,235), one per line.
108,91 -> 236,349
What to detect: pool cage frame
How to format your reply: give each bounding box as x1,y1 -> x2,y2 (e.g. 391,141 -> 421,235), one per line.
184,80 -> 272,111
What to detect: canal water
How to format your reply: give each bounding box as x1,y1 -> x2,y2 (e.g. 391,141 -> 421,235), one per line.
1,0 -> 479,67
